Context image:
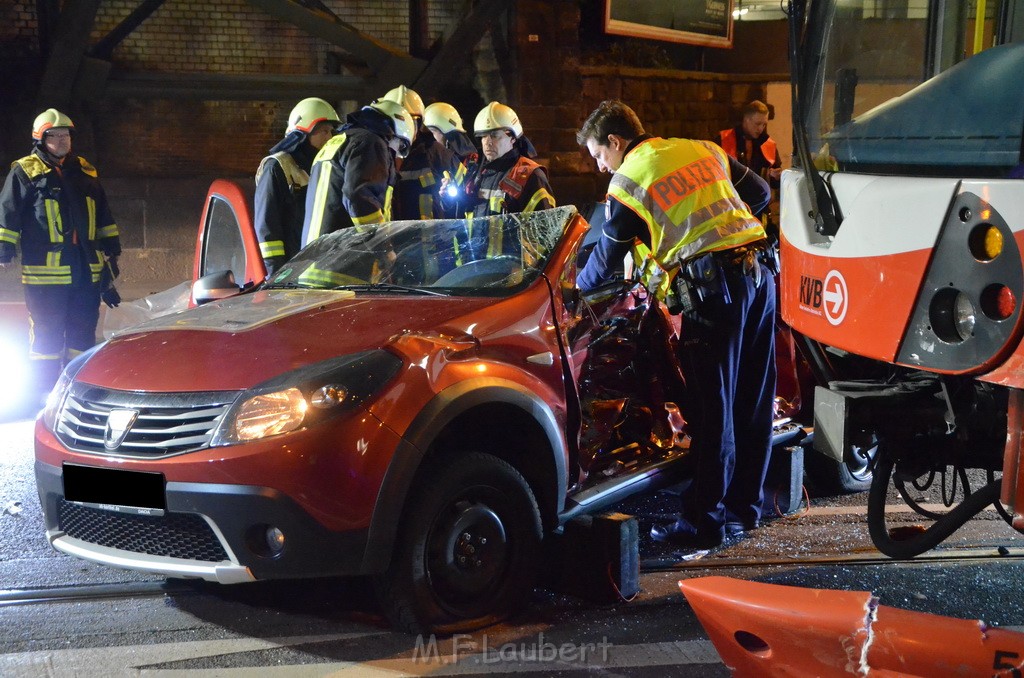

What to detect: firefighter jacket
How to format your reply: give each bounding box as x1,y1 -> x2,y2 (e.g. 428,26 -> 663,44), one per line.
393,130 -> 462,221
302,112 -> 397,247
447,148 -> 555,219
580,137 -> 765,300
0,149 -> 120,286
716,127 -> 780,184
254,141 -> 317,274
444,129 -> 478,170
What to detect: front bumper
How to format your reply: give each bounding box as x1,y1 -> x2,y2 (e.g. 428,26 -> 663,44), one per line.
36,460 -> 372,582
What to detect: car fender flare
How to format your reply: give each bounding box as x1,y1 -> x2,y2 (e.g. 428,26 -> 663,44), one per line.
361,378 -> 567,573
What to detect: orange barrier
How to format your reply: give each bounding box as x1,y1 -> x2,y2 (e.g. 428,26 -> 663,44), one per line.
679,576 -> 1024,676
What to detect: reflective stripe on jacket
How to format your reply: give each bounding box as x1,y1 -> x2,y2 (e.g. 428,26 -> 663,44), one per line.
609,138 -> 765,299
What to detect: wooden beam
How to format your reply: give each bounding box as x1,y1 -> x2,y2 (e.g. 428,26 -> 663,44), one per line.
37,0 -> 101,108
412,0 -> 515,98
409,0 -> 430,59
243,0 -> 425,82
101,72 -> 375,101
91,0 -> 168,60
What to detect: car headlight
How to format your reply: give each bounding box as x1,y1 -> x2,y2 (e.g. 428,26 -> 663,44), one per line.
232,387 -> 308,440
41,343 -> 103,431
210,349 -> 402,446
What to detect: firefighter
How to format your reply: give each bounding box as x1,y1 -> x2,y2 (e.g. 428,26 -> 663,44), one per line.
382,86 -> 462,222
301,98 -> 415,246
576,100 -> 773,551
441,101 -> 555,219
423,101 -> 479,176
0,109 -> 121,397
255,97 -> 339,275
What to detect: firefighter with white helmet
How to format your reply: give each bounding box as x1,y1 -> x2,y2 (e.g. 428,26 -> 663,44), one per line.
0,108 -> 121,400
301,97 -> 415,246
382,85 -> 425,119
424,101 -> 478,172
441,101 -> 555,220
255,97 -> 340,274
381,86 -> 462,221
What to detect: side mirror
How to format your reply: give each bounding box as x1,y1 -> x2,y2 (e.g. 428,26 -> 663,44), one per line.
192,270 -> 241,305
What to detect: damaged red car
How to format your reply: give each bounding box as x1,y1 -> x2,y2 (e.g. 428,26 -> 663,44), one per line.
34,191 -> 807,632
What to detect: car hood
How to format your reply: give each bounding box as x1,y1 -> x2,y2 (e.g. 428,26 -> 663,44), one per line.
77,289 -> 498,392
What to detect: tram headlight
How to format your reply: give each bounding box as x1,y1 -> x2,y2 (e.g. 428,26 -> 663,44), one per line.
953,292 -> 976,341
929,288 -> 976,344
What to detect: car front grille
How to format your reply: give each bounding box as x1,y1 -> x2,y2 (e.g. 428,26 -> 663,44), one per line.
55,384 -> 238,458
58,500 -> 230,562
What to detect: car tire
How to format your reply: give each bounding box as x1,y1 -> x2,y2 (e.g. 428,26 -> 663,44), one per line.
375,452 -> 543,634
805,442 -> 876,495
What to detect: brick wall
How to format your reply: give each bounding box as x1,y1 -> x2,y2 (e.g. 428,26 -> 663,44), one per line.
1,0 -> 461,176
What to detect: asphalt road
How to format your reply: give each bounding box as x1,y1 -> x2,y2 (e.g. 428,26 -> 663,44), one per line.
4,414 -> 1024,676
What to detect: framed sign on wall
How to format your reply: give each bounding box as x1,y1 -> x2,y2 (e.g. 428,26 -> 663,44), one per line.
604,0 -> 735,48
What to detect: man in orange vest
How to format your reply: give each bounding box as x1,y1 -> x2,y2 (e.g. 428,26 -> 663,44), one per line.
715,101 -> 781,215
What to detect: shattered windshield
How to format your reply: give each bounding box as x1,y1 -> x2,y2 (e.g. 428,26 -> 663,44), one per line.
265,206 -> 576,296
804,0 -> 1024,173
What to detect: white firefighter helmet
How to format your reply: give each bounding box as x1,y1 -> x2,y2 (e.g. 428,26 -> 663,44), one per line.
381,85 -> 425,118
32,108 -> 74,140
423,102 -> 465,134
474,101 -> 522,139
365,98 -> 415,158
286,97 -> 340,134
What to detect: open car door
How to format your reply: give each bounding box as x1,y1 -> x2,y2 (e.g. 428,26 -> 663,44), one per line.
190,179 -> 264,304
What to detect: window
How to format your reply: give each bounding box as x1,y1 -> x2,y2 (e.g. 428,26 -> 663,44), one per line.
201,195 -> 247,280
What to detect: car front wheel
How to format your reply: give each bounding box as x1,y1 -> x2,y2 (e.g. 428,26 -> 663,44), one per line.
375,452 -> 543,634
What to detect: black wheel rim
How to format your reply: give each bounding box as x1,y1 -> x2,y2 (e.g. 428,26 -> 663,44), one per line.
424,490 -> 512,616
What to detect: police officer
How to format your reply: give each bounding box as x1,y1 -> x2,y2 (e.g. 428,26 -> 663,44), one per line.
301,98 -> 415,246
255,97 -> 339,275
382,86 -> 462,222
0,109 -> 121,396
576,100 -> 773,551
442,101 -> 555,219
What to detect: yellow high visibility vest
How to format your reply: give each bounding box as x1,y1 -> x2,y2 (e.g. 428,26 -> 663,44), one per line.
608,138 -> 765,299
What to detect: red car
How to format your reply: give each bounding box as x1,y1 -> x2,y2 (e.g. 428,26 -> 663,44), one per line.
35,181 -> 807,632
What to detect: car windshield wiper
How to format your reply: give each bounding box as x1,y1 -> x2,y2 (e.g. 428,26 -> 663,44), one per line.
331,282 -> 450,297
262,281 -> 305,289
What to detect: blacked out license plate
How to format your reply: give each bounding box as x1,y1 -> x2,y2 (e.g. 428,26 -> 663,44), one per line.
62,464 -> 166,516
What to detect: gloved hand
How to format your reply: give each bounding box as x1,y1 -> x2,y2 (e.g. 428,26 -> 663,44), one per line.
101,285 -> 121,308
100,258 -> 120,308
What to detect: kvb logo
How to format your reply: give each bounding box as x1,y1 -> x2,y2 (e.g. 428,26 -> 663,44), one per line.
798,269 -> 848,325
822,270 -> 848,325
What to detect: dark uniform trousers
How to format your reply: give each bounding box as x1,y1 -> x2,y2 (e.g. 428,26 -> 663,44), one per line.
678,260 -> 777,532
26,276 -> 101,387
